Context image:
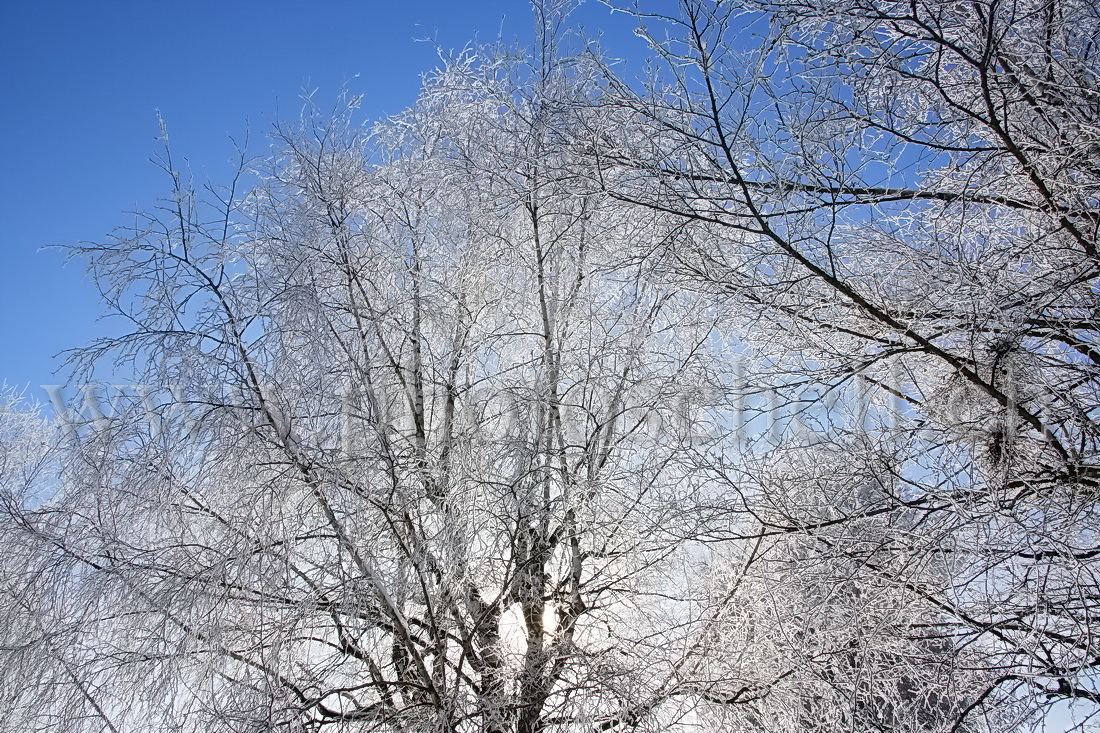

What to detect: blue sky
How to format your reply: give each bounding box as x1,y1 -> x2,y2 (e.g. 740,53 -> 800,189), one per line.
0,0 -> 639,395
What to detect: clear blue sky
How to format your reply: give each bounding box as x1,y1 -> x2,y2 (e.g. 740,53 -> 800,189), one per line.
0,0 -> 638,395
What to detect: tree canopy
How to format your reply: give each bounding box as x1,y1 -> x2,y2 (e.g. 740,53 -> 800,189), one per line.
3,1 -> 1100,731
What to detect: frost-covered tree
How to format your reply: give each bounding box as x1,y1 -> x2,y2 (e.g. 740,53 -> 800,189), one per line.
9,22 -> 747,733
593,0 -> 1100,727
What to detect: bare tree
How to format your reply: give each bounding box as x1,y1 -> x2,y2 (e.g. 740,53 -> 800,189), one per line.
9,18 -> 748,732
593,0 -> 1100,727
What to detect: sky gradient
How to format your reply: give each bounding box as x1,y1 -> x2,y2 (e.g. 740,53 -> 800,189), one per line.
0,0 -> 637,396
